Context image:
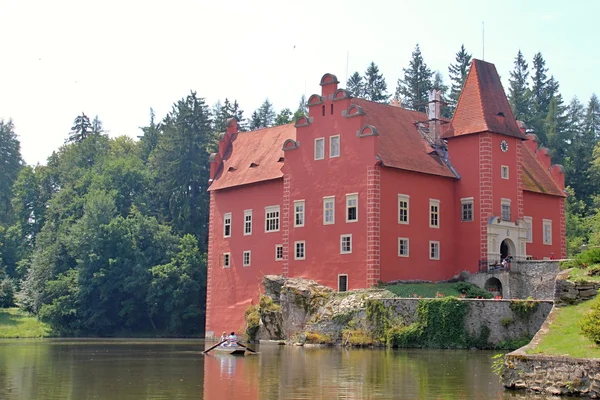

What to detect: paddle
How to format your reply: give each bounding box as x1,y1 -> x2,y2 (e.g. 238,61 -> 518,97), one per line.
203,340 -> 227,354
235,342 -> 258,354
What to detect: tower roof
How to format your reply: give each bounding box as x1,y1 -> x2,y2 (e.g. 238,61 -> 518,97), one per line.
443,59 -> 527,140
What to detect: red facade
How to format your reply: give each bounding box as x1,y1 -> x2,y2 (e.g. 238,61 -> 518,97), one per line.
205,60 -> 566,337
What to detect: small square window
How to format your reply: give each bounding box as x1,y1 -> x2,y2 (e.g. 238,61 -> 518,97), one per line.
323,197 -> 335,225
429,199 -> 440,228
398,195 -> 409,224
429,241 -> 440,260
346,194 -> 358,222
244,210 -> 252,235
224,213 -> 232,238
243,251 -> 251,267
501,165 -> 509,179
223,253 -> 231,268
294,200 -> 305,227
398,238 -> 409,257
340,234 -> 352,254
275,245 -> 283,261
338,275 -> 348,292
461,198 -> 473,222
295,241 -> 306,260
314,138 -> 324,160
330,135 -> 340,158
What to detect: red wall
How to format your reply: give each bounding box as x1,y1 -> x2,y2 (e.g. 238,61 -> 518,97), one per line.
207,180 -> 283,335
379,168 -> 457,281
523,191 -> 563,260
490,135 -> 520,218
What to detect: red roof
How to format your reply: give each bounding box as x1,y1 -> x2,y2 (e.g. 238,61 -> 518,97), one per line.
521,143 -> 564,197
208,124 -> 295,191
353,98 -> 456,178
444,59 -> 527,140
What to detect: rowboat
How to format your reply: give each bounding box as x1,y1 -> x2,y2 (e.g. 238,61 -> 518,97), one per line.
212,345 -> 248,356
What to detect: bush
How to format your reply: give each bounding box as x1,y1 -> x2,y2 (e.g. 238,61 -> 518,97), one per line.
580,296 -> 600,345
387,323 -> 423,348
0,278 -> 15,308
244,305 -> 260,341
304,331 -> 333,344
579,248 -> 600,267
455,282 -> 493,299
342,328 -> 374,346
509,298 -> 539,319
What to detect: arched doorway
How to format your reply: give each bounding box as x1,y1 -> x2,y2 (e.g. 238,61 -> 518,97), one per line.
484,277 -> 503,298
500,239 -> 515,261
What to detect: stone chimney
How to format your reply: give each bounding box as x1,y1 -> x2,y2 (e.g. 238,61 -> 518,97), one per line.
516,120 -> 527,135
427,89 -> 441,143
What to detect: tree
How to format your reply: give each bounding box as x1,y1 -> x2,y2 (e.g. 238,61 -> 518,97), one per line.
447,44 -> 472,113
346,72 -> 364,98
432,72 -> 451,118
564,97 -> 592,207
528,53 -> 552,141
274,108 -> 293,125
544,94 -> 569,165
138,108 -> 162,163
293,95 -> 308,121
585,94 -> 600,140
66,113 -> 92,144
363,62 -> 389,102
258,99 -> 276,128
507,50 -> 532,123
91,115 -> 103,134
0,119 -> 23,224
213,98 -> 245,134
395,44 -> 433,112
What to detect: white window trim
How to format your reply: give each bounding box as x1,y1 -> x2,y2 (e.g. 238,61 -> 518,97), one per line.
294,200 -> 305,228
323,196 -> 335,225
243,209 -> 252,236
223,212 -> 232,238
429,199 -> 440,229
398,194 -> 410,225
398,237 -> 409,257
314,137 -> 325,160
543,219 -> 552,245
329,135 -> 340,158
346,193 -> 358,223
340,234 -> 352,254
223,252 -> 231,268
501,165 -> 509,179
294,240 -> 306,260
275,244 -> 283,261
460,197 -> 474,222
429,241 -> 440,260
524,216 -> 533,243
501,198 -> 511,221
338,274 -> 348,292
265,205 -> 280,233
243,250 -> 251,267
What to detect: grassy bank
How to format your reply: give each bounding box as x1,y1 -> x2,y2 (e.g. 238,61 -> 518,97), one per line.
385,282 -> 491,299
527,299 -> 600,358
0,308 -> 53,338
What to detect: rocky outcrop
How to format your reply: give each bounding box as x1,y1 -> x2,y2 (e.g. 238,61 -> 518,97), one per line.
555,269 -> 600,306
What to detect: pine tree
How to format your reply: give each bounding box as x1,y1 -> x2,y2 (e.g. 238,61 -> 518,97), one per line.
256,99 -> 276,129
565,97 -> 593,206
432,72 -> 451,118
395,44 -> 433,112
248,111 -> 262,131
293,95 -> 308,121
346,72 -> 364,98
544,94 -> 569,165
139,109 -> 162,162
585,94 -> 600,139
66,113 -> 92,144
528,53 -> 554,140
274,108 -> 293,126
91,115 -> 103,134
0,119 -> 23,224
363,62 -> 389,102
507,50 -> 532,124
447,44 -> 472,113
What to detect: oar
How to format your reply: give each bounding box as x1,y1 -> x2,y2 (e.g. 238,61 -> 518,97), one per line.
203,340 -> 227,354
235,342 -> 258,354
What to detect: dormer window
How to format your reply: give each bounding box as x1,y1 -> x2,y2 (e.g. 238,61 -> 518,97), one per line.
249,163 -> 259,168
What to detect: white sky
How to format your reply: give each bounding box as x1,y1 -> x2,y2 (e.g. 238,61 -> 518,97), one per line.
1,0 -> 598,165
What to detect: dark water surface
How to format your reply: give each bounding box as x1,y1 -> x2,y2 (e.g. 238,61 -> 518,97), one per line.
0,339 -> 550,399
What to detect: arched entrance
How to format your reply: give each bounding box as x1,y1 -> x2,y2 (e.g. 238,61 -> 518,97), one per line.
500,239 -> 515,261
484,277 -> 503,298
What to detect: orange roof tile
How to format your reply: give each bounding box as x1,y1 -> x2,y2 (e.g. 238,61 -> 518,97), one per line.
208,124 -> 295,191
353,98 -> 456,178
521,143 -> 565,197
444,59 -> 527,140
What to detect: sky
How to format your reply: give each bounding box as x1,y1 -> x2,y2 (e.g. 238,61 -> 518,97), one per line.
1,0 -> 599,166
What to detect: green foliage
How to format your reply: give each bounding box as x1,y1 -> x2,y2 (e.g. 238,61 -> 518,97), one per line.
509,298 -> 539,319
495,336 -> 532,350
342,328 -> 374,346
491,353 -> 506,380
500,317 -> 513,327
0,277 -> 15,307
366,299 -> 392,342
385,281 -> 492,299
454,282 -> 493,299
259,295 -> 281,313
304,331 -> 333,344
579,295 -> 600,344
447,44 -> 472,114
468,324 -> 491,349
0,119 -> 24,225
244,304 -> 260,342
0,308 -> 53,338
386,323 -> 423,348
395,44 -> 433,112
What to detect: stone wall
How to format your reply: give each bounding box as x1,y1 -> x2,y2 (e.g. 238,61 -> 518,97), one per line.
554,269 -> 600,306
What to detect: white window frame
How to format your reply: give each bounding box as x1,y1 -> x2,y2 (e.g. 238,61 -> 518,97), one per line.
524,216 -> 533,243
244,209 -> 252,235
461,197 -> 474,222
275,244 -> 283,261
429,199 -> 440,228
501,165 -> 509,179
340,234 -> 352,254
338,274 -> 348,292
398,194 -> 410,224
429,241 -> 440,260
314,137 -> 325,160
265,205 -> 280,233
294,241 -> 306,260
501,198 -> 511,221
243,251 -> 251,267
223,252 -> 231,268
323,196 -> 335,225
223,213 -> 232,238
294,200 -> 305,228
330,135 -> 340,158
398,237 -> 409,257
543,219 -> 552,245
346,193 -> 358,223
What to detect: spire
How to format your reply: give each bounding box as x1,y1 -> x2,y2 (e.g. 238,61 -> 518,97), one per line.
443,59 -> 527,140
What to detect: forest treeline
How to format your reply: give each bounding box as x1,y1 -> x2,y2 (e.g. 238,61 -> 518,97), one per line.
0,44 -> 598,336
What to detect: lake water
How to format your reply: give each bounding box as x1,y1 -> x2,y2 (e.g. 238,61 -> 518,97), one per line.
0,339 -> 549,399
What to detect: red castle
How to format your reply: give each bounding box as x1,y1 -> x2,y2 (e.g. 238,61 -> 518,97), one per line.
205,59 -> 566,337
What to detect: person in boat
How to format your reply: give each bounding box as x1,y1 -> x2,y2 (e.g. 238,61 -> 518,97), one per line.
219,331 -> 228,346
227,332 -> 237,347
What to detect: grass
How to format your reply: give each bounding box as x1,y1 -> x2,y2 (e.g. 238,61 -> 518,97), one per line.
0,308 -> 53,338
527,299 -> 600,358
385,283 -> 462,298
566,266 -> 600,283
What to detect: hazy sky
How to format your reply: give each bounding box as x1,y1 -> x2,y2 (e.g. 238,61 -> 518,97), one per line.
1,0 -> 598,165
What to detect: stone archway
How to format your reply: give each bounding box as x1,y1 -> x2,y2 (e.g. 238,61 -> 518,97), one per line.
484,277 -> 503,298
500,238 -> 516,261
